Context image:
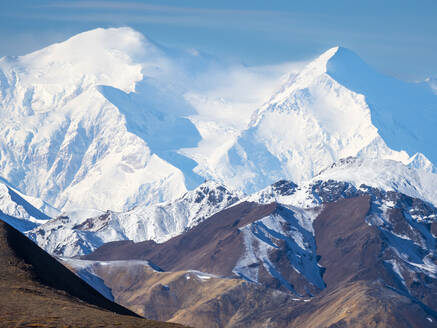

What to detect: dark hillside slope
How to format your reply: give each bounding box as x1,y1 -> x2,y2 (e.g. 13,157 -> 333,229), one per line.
0,219 -> 186,328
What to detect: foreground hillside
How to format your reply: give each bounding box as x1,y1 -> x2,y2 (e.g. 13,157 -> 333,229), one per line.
0,219 -> 185,328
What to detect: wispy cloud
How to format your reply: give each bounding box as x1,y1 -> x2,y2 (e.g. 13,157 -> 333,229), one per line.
38,1 -> 286,16
9,12 -> 292,33
13,2 -> 308,34
0,1 -> 333,38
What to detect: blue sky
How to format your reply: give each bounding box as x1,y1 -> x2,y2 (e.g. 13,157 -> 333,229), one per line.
1,0 -> 436,81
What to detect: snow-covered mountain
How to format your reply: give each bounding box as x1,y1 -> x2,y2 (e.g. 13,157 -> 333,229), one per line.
27,181 -> 239,256
0,27 -> 193,212
0,27 -> 290,213
195,46 -> 437,193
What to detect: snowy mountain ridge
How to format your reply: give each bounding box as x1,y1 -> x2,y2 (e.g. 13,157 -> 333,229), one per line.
244,157 -> 437,210
26,181 -> 239,256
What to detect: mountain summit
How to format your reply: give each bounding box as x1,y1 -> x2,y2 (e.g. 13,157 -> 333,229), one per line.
198,46 -> 437,193
0,28 -> 195,212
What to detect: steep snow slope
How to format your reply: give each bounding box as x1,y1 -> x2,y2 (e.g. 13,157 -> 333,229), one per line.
27,181 -> 239,256
327,48 -> 437,162
195,47 -> 437,193
0,181 -> 53,231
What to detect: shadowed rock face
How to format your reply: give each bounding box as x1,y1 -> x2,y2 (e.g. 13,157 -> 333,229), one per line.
0,219 -> 185,328
271,180 -> 298,196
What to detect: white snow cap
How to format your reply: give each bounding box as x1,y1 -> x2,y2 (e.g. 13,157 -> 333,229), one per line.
17,27 -> 151,93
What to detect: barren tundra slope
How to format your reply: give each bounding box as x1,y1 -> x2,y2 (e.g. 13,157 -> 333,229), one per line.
0,219 -> 186,328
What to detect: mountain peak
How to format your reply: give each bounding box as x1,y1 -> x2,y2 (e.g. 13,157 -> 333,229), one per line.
292,46 -> 341,78
23,27 -> 149,61
262,46 -> 356,105
312,46 -> 340,67
325,46 -> 375,82
301,46 -> 363,76
308,46 -> 368,77
15,27 -> 156,93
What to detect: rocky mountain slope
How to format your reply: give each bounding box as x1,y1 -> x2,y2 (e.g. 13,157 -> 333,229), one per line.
73,181 -> 437,327
0,219 -> 185,327
64,262 -> 436,328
